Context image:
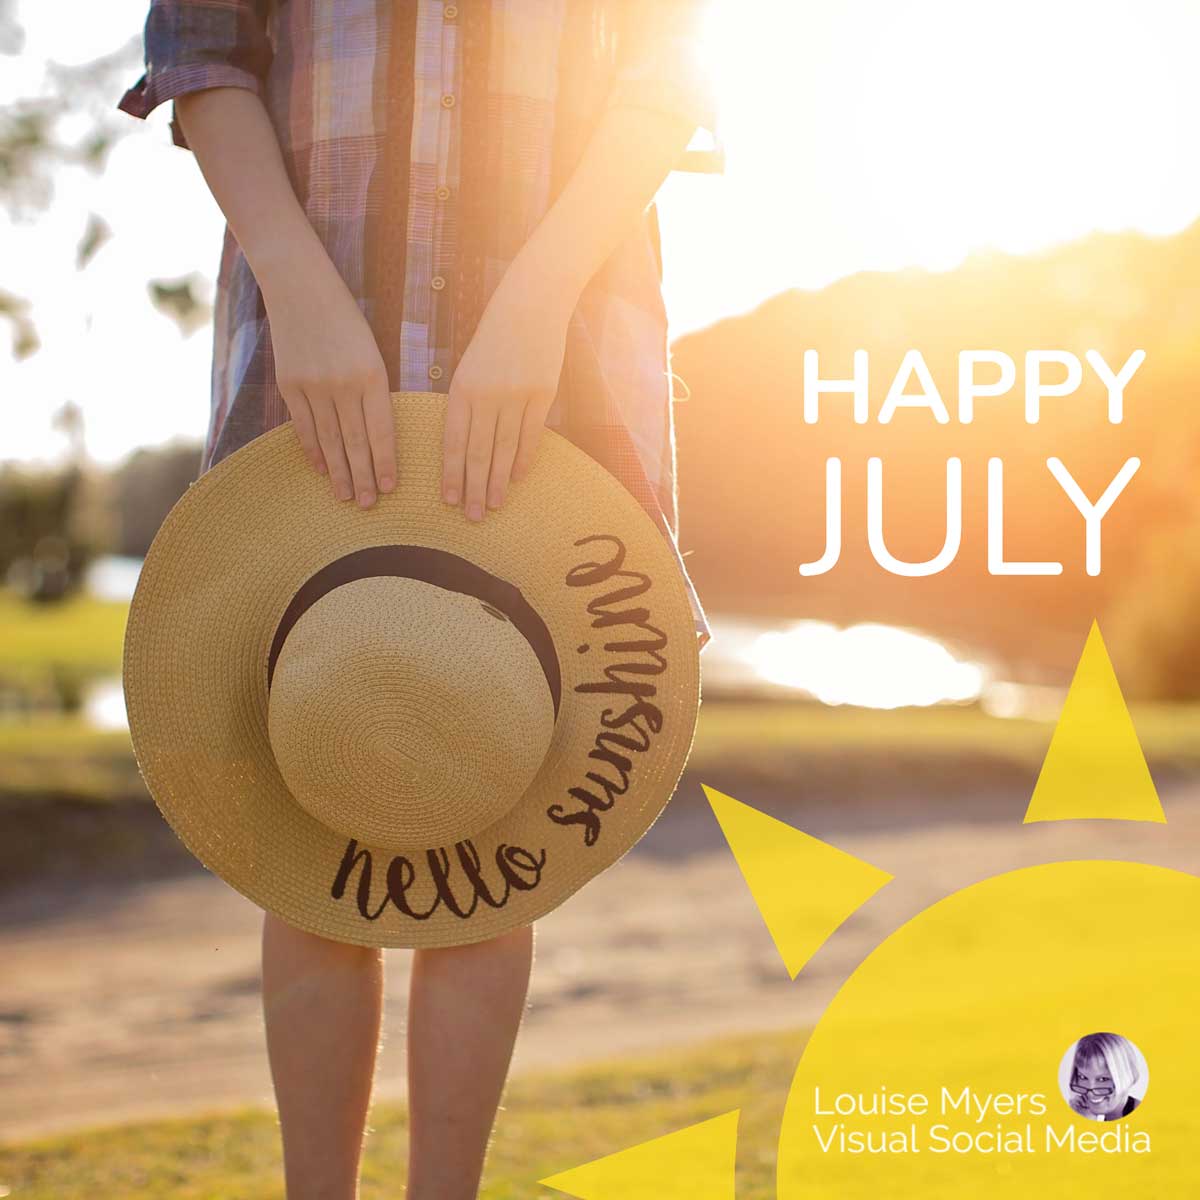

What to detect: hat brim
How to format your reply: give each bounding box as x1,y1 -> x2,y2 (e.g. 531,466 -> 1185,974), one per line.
122,393 -> 700,948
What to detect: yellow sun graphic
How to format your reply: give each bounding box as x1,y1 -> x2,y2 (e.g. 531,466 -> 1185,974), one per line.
541,621 -> 1197,1198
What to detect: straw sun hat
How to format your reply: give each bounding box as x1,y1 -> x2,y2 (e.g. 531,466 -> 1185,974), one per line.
122,393 -> 701,949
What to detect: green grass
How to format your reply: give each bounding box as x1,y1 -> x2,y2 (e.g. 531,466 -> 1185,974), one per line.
2,582 -> 1200,774
690,698 -> 1200,772
0,588 -> 1195,772
0,1027 -> 806,1199
5,698 -> 1200,808
2,582 -> 1200,782
0,718 -> 137,805
0,589 -> 127,682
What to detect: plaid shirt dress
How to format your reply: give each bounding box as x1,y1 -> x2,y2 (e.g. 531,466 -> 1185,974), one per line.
117,0 -> 720,647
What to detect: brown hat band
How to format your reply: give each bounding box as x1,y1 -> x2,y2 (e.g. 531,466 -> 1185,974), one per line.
264,543 -> 562,716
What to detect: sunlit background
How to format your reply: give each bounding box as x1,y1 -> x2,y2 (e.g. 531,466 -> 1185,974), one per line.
4,0 -> 1200,711
7,0 -> 1200,464
671,0 -> 1200,326
8,2 -> 1200,1157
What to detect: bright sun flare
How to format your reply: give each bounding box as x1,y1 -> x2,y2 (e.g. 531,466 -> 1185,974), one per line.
5,1 -> 1200,463
665,0 -> 1200,329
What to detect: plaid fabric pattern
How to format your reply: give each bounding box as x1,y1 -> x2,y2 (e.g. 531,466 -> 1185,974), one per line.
118,0 -> 717,647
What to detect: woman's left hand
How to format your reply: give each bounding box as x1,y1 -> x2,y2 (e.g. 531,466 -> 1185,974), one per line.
442,261 -> 573,519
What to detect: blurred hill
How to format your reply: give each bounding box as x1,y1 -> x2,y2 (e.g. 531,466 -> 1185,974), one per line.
673,219 -> 1200,685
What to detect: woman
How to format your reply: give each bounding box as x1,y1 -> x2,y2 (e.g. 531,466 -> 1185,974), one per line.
117,1 -> 717,1196
1067,1032 -> 1144,1121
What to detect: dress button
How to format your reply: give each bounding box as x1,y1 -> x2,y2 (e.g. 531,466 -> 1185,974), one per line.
428,364 -> 444,381
436,185 -> 451,201
443,4 -> 459,18
440,93 -> 456,109
431,275 -> 446,291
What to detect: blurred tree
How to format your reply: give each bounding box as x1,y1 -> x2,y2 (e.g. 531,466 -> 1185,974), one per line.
0,26 -> 137,214
76,211 -> 111,269
0,462 -> 114,601
112,439 -> 204,557
52,399 -> 86,462
149,273 -> 212,337
1107,497 -> 1200,701
0,4 -> 140,354
0,286 -> 38,358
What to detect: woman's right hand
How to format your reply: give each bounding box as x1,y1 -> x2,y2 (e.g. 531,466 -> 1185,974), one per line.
262,254 -> 396,509
168,88 -> 395,508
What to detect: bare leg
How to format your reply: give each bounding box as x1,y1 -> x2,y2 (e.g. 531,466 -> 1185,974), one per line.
262,910 -> 385,1200
406,924 -> 535,1200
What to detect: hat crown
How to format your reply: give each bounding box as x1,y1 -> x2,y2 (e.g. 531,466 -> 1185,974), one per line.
267,575 -> 556,850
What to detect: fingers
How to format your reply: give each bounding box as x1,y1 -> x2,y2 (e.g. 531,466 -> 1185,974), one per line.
442,391 -> 470,506
286,376 -> 539,515
511,400 -> 549,483
463,405 -> 497,522
309,390 -> 355,502
443,391 -> 549,518
487,405 -> 523,510
362,367 -> 397,494
280,386 -> 327,476
333,387 -> 377,508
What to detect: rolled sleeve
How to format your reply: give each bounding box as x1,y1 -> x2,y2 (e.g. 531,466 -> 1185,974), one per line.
116,0 -> 273,151
606,1 -> 719,138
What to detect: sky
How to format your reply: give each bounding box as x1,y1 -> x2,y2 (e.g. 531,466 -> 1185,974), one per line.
4,0 -> 1200,467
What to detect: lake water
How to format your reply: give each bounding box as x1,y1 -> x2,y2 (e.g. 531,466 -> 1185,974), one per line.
83,555 -> 145,603
81,555 -> 1056,727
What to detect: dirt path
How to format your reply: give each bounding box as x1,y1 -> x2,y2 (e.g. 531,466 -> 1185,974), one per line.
3,774 -> 1198,1143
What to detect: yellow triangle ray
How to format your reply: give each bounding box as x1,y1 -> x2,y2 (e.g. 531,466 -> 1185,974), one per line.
702,785 -> 893,980
1024,619 -> 1165,824
539,1110 -> 740,1200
